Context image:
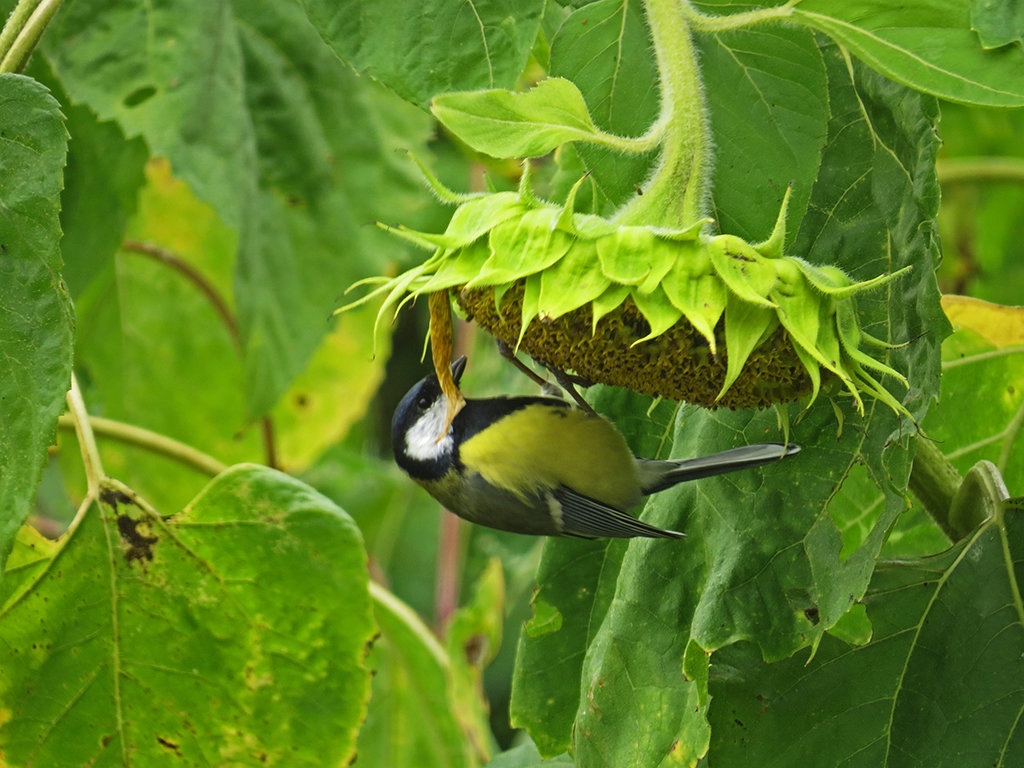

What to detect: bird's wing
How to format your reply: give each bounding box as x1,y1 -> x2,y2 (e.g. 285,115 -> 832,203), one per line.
553,486 -> 683,539
458,402 -> 642,510
636,443 -> 800,495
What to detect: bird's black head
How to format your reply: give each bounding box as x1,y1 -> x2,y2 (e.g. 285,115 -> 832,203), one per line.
391,356 -> 467,480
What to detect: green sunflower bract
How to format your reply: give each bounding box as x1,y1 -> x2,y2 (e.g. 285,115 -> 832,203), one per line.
342,164 -> 911,415
340,1 -> 913,418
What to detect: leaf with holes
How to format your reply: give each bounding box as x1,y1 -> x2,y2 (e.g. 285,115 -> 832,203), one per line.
0,465 -> 373,767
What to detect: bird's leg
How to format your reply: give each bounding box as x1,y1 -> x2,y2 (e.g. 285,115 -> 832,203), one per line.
495,340 -> 562,397
549,366 -> 598,415
495,340 -> 597,412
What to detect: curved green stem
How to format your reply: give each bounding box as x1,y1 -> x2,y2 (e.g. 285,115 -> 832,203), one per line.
616,0 -> 710,229
908,436 -> 962,542
0,0 -> 42,64
937,157 -> 1024,185
58,413 -> 228,477
684,0 -> 799,33
0,0 -> 63,74
66,374 -> 104,498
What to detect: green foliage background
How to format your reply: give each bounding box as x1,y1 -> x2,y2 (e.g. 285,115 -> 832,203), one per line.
0,0 -> 1022,766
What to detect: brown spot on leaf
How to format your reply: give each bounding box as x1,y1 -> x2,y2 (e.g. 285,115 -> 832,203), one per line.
117,515 -> 158,564
156,736 -> 181,755
100,487 -> 133,511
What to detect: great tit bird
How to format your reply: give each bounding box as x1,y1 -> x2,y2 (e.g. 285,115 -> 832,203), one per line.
392,356 -> 800,538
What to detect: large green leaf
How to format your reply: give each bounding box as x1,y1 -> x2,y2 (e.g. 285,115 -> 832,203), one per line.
708,496 -> 1024,767
928,300 -> 1024,493
793,0 -> 1024,106
549,0 -> 659,211
29,61 -> 149,299
971,0 -> 1024,49
512,48 -> 945,765
694,24 -> 829,245
0,465 -> 373,766
0,74 -> 72,572
299,0 -> 545,108
43,0 -> 442,419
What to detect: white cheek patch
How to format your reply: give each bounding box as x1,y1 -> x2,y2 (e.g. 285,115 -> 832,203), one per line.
405,398 -> 455,462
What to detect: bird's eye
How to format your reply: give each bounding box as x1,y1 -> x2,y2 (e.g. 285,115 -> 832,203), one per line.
416,396 -> 431,410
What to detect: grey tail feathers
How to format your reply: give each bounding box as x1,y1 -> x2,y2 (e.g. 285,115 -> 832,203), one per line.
636,443 -> 800,496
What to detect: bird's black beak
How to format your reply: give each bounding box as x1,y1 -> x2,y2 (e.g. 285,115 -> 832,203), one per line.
451,355 -> 467,385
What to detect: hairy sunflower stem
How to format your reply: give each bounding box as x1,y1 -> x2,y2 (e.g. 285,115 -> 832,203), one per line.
0,0 -> 42,64
617,0 -> 710,229
684,0 -> 799,32
0,0 -> 63,74
66,374 -> 105,499
907,436 -> 963,542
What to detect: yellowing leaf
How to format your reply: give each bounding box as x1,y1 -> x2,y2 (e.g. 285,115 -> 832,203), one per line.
941,294 -> 1024,347
273,302 -> 391,472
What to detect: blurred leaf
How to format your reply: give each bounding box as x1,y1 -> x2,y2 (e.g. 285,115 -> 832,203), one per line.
792,0 -> 1024,106
233,0 -> 440,416
0,465 -> 374,765
44,0 -> 441,419
941,294 -> 1024,346
44,0 -> 256,230
708,496 -> 1024,767
299,0 -> 545,109
361,582 -> 491,768
27,60 -> 149,299
446,558 -> 505,763
484,739 -> 575,767
69,159 -> 259,513
935,103 -> 1024,304
929,296 -> 1024,493
272,306 -> 392,473
0,74 -> 73,572
971,0 -> 1024,49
